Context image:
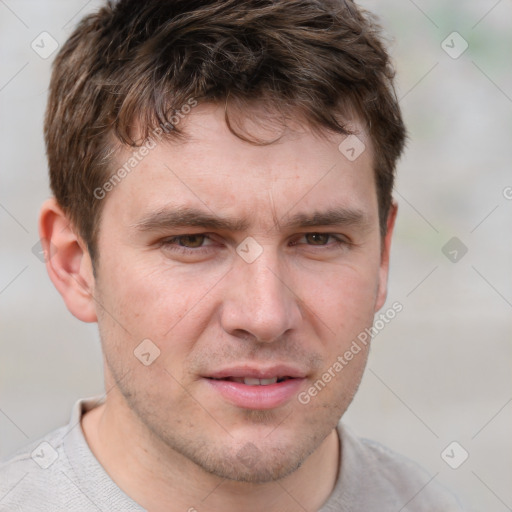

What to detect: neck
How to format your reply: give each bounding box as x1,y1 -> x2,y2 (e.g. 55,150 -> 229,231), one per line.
82,390 -> 341,512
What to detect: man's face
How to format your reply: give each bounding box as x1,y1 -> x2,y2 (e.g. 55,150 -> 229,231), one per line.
91,104 -> 392,482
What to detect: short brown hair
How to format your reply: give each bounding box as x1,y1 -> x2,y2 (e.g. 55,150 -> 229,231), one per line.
45,0 -> 406,260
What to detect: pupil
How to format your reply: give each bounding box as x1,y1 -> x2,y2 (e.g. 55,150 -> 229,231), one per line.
180,235 -> 204,248
307,233 -> 328,245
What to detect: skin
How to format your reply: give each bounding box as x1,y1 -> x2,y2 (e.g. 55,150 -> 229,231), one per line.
40,103 -> 396,512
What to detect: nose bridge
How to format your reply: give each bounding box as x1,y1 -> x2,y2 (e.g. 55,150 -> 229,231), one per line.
246,253 -> 286,306
222,245 -> 300,342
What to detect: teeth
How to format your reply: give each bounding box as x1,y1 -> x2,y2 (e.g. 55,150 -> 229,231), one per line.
243,377 -> 278,386
244,377 -> 262,386
213,376 -> 285,385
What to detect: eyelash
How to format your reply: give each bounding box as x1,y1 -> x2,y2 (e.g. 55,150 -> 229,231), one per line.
159,233 -> 350,256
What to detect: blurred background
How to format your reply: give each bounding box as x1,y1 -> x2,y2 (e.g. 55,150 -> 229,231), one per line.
1,1 -> 511,510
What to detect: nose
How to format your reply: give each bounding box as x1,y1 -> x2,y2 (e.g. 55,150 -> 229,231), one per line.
220,250 -> 302,343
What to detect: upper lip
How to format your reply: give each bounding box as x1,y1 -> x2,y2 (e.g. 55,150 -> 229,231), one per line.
205,365 -> 306,380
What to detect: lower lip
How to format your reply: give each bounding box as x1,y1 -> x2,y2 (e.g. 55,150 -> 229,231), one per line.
205,378 -> 304,410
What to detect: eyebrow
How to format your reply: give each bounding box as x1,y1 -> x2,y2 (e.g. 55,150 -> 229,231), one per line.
133,205 -> 370,233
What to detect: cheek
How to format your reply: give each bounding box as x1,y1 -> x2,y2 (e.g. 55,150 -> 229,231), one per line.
300,258 -> 380,339
300,266 -> 377,412
96,256 -> 227,357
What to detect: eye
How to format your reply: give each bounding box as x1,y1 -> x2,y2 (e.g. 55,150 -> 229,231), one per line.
172,234 -> 207,248
304,233 -> 331,245
291,232 -> 349,248
159,234 -> 217,256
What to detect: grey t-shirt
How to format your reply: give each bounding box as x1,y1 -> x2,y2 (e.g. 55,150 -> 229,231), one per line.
0,397 -> 464,511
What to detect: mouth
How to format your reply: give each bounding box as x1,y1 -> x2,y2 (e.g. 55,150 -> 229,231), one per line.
208,376 -> 293,386
203,366 -> 306,409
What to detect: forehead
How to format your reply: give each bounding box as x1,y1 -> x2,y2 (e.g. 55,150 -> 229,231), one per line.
101,104 -> 378,231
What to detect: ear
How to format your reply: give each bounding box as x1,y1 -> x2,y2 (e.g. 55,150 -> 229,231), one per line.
39,198 -> 97,323
375,201 -> 398,312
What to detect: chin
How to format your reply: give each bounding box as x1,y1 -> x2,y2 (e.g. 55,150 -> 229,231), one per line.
198,446 -> 305,483
176,426 -> 331,484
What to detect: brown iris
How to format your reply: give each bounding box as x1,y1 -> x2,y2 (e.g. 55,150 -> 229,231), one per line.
177,235 -> 206,248
304,233 -> 330,245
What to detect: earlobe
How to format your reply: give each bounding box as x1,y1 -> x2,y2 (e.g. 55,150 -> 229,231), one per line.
39,198 -> 98,323
375,201 -> 398,312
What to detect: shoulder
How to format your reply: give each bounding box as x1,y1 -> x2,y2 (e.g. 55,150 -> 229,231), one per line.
330,424 -> 466,511
0,396 -> 143,512
0,426 -> 73,512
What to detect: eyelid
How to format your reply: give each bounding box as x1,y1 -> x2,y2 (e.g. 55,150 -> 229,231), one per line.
161,232 -> 350,244
291,232 -> 351,246
158,231 -> 353,258
160,233 -> 217,247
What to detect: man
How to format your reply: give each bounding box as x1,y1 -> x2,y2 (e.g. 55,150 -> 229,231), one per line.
0,0 -> 464,510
